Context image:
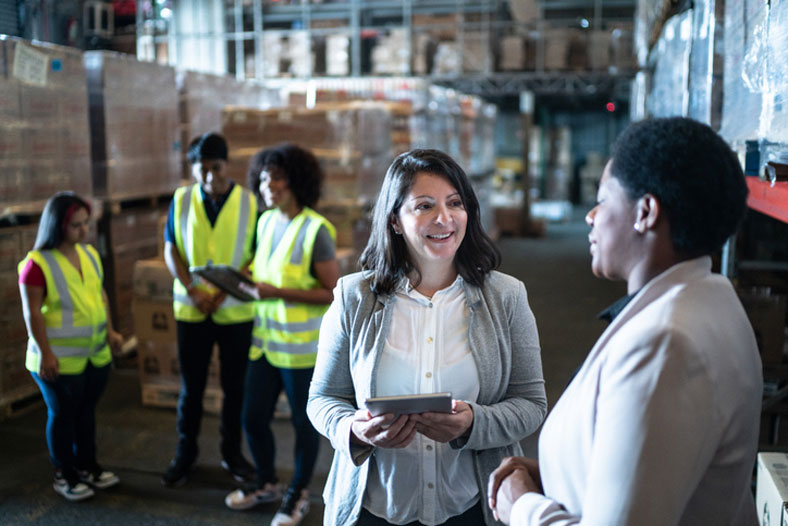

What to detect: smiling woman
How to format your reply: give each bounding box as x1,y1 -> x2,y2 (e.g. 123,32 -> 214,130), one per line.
307,149 -> 547,526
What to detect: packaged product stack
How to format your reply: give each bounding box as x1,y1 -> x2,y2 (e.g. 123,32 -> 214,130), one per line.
0,224 -> 39,412
646,10 -> 692,119
589,30 -> 611,71
462,32 -> 490,73
287,31 -> 312,78
178,70 -> 281,178
100,205 -> 169,339
371,29 -> 409,75
0,37 -> 92,208
84,50 -> 181,199
132,258 -> 223,412
499,36 -> 525,71
222,102 -> 392,250
326,34 -> 350,76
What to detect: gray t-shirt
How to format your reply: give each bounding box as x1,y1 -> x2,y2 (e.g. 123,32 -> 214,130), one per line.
269,216 -> 335,278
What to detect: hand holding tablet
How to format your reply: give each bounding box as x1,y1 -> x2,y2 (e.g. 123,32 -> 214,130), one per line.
365,392 -> 453,417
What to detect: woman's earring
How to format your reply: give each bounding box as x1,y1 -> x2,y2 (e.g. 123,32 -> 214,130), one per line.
633,222 -> 644,233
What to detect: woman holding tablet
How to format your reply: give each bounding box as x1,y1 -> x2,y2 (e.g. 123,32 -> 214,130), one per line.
307,149 -> 547,526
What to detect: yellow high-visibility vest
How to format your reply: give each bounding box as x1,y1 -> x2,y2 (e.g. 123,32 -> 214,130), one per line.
172,183 -> 257,324
18,244 -> 111,375
250,207 -> 335,369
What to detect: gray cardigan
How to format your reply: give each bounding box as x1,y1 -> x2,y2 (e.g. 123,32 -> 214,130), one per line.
307,270 -> 547,526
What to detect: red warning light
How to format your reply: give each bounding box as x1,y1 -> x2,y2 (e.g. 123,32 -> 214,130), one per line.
606,102 -> 616,112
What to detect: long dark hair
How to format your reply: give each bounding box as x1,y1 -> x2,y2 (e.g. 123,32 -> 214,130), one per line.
359,149 -> 500,295
34,192 -> 91,250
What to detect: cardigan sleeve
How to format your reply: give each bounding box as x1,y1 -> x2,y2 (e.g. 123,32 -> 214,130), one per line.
454,278 -> 547,451
307,276 -> 374,465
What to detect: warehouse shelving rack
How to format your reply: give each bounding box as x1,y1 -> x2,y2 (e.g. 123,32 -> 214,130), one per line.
135,0 -> 636,98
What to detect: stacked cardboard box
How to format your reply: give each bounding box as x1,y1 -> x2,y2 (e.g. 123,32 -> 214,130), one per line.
100,206 -> 169,338
0,224 -> 39,409
225,105 -> 387,195
222,102 -> 391,250
132,258 -> 222,413
462,32 -> 490,73
499,36 -> 525,71
0,37 -> 92,207
178,70 -> 280,179
326,34 -> 350,76
84,51 -> 181,199
372,29 -> 409,75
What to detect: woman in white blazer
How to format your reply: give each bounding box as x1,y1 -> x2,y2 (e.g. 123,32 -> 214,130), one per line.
489,117 -> 762,526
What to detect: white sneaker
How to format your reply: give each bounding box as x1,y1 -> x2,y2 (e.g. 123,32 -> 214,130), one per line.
79,468 -> 120,489
271,489 -> 310,526
53,475 -> 95,502
225,482 -> 283,510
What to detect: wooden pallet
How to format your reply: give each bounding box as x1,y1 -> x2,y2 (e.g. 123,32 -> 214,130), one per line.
0,386 -> 43,421
101,191 -> 177,216
140,381 -> 222,415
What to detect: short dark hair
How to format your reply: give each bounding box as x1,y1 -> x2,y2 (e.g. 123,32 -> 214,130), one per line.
246,143 -> 323,208
610,117 -> 748,255
186,132 -> 228,163
360,149 -> 500,295
34,192 -> 91,250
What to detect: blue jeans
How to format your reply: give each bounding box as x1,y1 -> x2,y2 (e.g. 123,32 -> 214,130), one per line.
242,356 -> 319,492
32,362 -> 110,482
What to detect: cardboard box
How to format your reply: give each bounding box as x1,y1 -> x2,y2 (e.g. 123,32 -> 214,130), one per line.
0,348 -> 36,398
133,258 -> 173,303
0,228 -> 22,272
137,339 -> 179,384
133,299 -> 176,343
738,289 -> 787,364
757,452 -> 788,526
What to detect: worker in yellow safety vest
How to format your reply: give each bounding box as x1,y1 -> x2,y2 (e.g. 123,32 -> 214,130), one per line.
224,144 -> 339,526
18,192 -> 123,502
161,133 -> 258,487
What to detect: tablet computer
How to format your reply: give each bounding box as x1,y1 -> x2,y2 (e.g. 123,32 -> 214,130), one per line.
365,392 -> 452,417
190,264 -> 257,302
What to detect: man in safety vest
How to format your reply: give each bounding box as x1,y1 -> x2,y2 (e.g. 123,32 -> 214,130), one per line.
161,133 -> 257,487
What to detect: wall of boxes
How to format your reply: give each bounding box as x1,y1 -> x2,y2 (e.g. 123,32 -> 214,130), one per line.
0,35 -> 496,415
250,15 -> 637,79
633,0 -> 788,447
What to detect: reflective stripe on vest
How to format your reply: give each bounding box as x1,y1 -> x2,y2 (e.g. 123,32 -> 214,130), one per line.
252,337 -> 318,355
179,186 -> 251,268
251,208 -> 335,368
172,184 -> 255,322
37,248 -> 105,359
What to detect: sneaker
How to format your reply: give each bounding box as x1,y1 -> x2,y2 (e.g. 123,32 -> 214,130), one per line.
53,472 -> 95,502
79,466 -> 120,489
221,454 -> 254,483
161,457 -> 194,487
225,482 -> 283,510
271,489 -> 310,526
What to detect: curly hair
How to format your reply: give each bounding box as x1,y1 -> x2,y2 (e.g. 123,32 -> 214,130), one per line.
246,143 -> 323,208
610,117 -> 748,255
359,149 -> 500,295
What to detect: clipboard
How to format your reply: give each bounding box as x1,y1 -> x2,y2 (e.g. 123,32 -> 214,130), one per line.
365,392 -> 453,417
190,264 -> 257,302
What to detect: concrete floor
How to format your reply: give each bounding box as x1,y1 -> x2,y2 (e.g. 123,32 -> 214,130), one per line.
0,211 -> 627,525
